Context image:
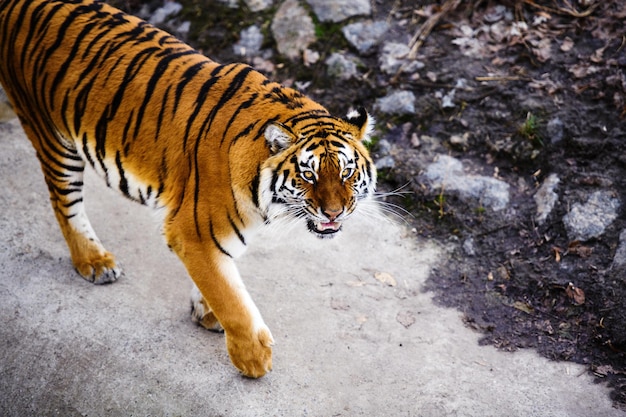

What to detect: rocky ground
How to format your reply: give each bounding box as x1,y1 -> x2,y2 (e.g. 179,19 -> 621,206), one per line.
111,0 -> 626,408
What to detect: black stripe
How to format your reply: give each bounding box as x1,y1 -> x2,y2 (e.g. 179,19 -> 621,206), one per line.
62,197 -> 84,208
82,133 -> 96,168
174,61 -> 206,112
115,151 -> 130,199
221,92 -> 258,145
121,110 -> 134,154
250,169 -> 261,209
228,213 -> 246,245
183,76 -> 219,149
49,20 -> 99,111
230,121 -> 257,146
283,110 -> 329,126
156,85 -> 172,140
209,221 -> 232,258
134,49 -> 197,139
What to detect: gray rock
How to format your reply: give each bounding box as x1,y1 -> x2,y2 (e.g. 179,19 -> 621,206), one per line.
243,0 -> 273,12
217,0 -> 239,7
233,25 -> 264,57
342,20 -> 390,54
534,173 -> 560,225
376,139 -> 392,156
379,42 -> 425,75
149,1 -> 182,25
271,0 -> 316,61
375,156 -> 395,170
176,20 -> 191,35
305,0 -> 370,22
547,117 -> 564,143
325,52 -> 359,80
612,229 -> 626,268
463,237 -> 476,256
423,155 -> 510,211
563,190 -> 620,241
374,90 -> 416,115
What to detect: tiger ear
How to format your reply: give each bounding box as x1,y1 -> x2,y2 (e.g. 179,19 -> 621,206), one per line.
344,107 -> 374,143
265,123 -> 297,154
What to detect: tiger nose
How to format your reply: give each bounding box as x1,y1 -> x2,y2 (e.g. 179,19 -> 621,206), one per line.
323,207 -> 342,221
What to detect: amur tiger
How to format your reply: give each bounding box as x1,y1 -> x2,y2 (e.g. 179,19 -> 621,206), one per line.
0,0 -> 377,377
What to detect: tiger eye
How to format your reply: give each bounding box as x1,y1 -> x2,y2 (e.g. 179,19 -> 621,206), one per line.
301,171 -> 315,183
341,167 -> 354,180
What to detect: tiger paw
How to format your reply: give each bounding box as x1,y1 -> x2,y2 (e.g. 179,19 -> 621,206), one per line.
73,251 -> 121,284
226,326 -> 274,378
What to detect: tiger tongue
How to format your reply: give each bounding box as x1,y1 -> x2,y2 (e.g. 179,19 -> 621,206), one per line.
319,221 -> 340,231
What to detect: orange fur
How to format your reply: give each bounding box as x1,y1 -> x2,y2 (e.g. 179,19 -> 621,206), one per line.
0,0 -> 376,377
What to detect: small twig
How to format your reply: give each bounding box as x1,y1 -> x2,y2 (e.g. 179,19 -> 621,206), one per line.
521,0 -> 600,18
408,0 -> 461,60
475,75 -> 529,82
390,0 -> 460,84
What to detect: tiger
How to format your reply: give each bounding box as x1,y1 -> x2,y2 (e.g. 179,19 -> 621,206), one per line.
0,0 -> 376,378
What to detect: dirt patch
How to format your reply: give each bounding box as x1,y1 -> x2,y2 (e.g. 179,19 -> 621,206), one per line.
377,1 -> 626,407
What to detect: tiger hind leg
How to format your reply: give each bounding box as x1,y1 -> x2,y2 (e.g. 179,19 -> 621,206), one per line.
25,126 -> 121,284
190,284 -> 224,332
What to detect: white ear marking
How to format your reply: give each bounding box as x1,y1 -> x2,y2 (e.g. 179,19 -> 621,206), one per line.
264,123 -> 295,153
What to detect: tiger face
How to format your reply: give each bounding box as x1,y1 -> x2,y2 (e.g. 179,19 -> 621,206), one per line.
260,108 -> 376,238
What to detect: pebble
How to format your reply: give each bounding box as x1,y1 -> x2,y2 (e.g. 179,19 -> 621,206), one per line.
271,0 -> 316,61
305,0 -> 370,22
374,90 -> 416,115
342,20 -> 390,54
243,0 -> 273,12
533,173 -> 560,225
547,117 -> 564,144
149,1 -> 182,25
233,25 -> 264,57
463,237 -> 476,256
612,229 -> 626,268
375,156 -> 396,170
379,42 -> 425,75
563,190 -> 620,241
423,155 -> 510,211
325,52 -> 359,80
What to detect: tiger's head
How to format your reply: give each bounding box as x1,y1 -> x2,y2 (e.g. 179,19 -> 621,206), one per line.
259,108 -> 376,239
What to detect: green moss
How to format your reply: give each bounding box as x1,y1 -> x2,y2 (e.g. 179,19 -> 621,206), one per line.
517,111 -> 543,147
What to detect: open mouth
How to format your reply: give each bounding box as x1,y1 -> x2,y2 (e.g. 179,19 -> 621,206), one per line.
307,219 -> 342,238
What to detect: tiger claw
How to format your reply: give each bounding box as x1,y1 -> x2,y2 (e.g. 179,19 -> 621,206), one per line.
74,252 -> 122,284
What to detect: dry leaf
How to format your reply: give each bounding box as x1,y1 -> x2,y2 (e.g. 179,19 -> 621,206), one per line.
560,37 -> 574,52
567,241 -> 593,258
396,310 -> 416,328
569,63 -> 600,78
593,364 -> 616,377
552,246 -> 562,262
566,282 -> 585,305
512,301 -> 534,315
374,271 -> 397,287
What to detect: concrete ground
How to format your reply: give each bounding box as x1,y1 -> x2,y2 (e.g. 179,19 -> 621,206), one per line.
0,118 -> 623,416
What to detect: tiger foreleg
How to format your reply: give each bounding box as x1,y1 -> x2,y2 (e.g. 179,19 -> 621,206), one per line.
168,235 -> 273,378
